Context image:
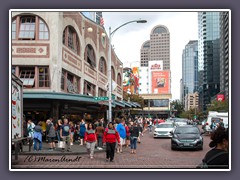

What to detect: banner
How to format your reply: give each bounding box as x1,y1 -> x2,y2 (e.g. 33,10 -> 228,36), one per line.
151,71 -> 170,94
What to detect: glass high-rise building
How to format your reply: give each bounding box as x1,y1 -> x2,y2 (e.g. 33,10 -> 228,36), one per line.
198,12 -> 220,111
181,40 -> 198,107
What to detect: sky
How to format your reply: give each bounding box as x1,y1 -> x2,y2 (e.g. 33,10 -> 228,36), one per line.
102,10 -> 199,101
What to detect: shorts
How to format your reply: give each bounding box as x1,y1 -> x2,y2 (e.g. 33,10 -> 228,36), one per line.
47,137 -> 55,143
120,138 -> 126,145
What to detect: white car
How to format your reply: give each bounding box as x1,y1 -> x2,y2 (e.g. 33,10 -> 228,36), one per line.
153,122 -> 175,138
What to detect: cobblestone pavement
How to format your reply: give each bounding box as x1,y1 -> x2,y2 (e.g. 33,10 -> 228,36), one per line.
11,129 -> 211,170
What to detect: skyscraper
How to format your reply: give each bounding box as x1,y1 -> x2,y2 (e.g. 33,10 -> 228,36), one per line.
219,11 -> 229,99
198,12 -> 220,111
140,25 -> 170,70
182,40 -> 198,107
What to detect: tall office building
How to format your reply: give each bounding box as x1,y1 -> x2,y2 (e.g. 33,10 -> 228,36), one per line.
198,12 -> 220,111
138,25 -> 171,118
140,25 -> 170,70
219,11 -> 229,99
182,40 -> 198,107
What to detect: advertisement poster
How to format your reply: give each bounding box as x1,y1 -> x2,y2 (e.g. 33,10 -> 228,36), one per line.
151,71 -> 170,94
132,67 -> 140,94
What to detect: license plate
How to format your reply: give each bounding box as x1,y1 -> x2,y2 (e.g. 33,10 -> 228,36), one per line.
184,143 -> 190,146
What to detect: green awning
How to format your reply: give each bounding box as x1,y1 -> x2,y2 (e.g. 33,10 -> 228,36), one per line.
23,92 -> 97,103
121,100 -> 132,107
113,100 -> 125,107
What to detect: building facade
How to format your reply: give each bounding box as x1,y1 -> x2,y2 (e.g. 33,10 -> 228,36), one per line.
219,11 -> 229,99
181,40 -> 198,108
11,11 -> 124,122
198,12 -> 221,111
184,92 -> 199,112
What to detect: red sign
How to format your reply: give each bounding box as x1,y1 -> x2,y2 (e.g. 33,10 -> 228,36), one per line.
216,94 -> 225,101
151,71 -> 170,94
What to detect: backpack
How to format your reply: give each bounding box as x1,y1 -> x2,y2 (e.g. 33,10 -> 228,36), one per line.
196,151 -> 228,169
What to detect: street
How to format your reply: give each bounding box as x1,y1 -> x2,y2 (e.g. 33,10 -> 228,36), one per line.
12,126 -> 211,169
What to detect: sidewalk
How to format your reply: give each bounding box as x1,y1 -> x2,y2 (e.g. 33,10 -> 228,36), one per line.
20,141 -> 105,155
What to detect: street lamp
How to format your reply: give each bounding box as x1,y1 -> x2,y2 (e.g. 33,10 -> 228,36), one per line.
108,19 -> 147,122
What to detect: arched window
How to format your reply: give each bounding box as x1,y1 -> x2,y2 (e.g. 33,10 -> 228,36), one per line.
111,66 -> 115,81
99,57 -> 107,75
63,26 -> 80,55
84,44 -> 96,68
12,15 -> 49,40
117,73 -> 121,86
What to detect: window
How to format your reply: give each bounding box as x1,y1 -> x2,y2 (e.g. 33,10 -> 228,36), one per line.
61,69 -> 80,93
99,57 -> 107,75
85,44 -> 96,68
38,67 -> 50,87
84,80 -> 95,96
111,66 -> 115,81
12,15 -> 49,40
63,26 -> 80,55
117,73 -> 121,86
19,67 -> 35,87
98,88 -> 107,97
39,19 -> 49,40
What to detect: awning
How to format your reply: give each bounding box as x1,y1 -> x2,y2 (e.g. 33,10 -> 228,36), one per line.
113,100 -> 125,107
23,91 -> 97,103
121,100 -> 132,108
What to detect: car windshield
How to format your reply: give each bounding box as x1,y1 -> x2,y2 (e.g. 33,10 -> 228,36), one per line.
156,124 -> 173,128
175,119 -> 187,123
174,127 -> 199,134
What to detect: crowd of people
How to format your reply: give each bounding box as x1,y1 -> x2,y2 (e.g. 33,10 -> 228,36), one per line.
25,116 -> 156,161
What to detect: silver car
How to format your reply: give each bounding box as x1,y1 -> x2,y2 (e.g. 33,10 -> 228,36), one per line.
153,122 -> 175,138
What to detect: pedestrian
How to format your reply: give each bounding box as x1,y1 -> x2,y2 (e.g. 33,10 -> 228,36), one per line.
46,119 -> 56,151
219,119 -> 225,128
95,122 -> 105,150
103,122 -> 120,162
27,119 -> 35,140
56,119 -> 63,142
198,126 -> 228,169
210,119 -> 217,131
33,121 -> 43,151
125,123 -> 131,147
84,123 -> 97,159
69,121 -> 75,145
79,119 -> 87,145
130,122 -> 140,154
137,123 -> 143,143
116,119 -> 126,153
60,118 -> 71,152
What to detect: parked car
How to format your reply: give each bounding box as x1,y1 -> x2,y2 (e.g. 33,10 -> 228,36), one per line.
173,118 -> 188,127
171,125 -> 203,150
153,122 -> 175,138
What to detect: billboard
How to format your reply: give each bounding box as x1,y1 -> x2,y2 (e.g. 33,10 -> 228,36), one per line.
151,71 -> 170,94
132,67 -> 140,94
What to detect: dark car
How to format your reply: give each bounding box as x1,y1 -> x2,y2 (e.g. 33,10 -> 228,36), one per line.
171,125 -> 203,150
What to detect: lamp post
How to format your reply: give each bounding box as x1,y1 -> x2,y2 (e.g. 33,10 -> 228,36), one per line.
108,19 -> 147,122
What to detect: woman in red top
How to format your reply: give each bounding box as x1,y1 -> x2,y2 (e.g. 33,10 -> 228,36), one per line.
84,123 -> 97,159
103,122 -> 120,162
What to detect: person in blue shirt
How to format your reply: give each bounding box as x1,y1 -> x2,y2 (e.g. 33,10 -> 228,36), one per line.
60,118 -> 71,152
116,119 -> 126,153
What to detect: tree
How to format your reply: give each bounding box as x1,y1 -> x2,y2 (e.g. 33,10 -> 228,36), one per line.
123,91 -> 144,108
170,100 -> 184,117
207,100 -> 229,113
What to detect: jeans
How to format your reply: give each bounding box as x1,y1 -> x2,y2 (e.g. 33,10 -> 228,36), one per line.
33,138 -> 42,151
97,134 -> 103,147
130,137 -> 138,149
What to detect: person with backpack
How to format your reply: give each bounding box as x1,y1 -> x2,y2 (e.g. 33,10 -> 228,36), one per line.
103,122 -> 120,162
46,119 -> 56,151
197,126 -> 229,169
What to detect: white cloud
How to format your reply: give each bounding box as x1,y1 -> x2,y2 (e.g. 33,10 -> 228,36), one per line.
103,11 -> 198,100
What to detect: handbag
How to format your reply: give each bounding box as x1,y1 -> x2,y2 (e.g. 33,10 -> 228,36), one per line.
58,141 -> 65,148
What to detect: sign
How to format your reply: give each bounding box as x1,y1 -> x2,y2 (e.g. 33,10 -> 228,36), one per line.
94,96 -> 109,101
216,94 -> 225,101
151,71 -> 170,94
